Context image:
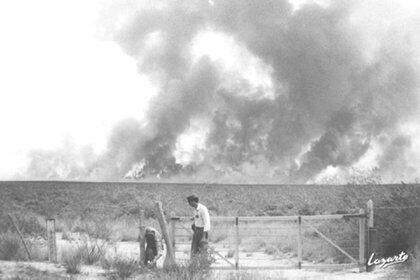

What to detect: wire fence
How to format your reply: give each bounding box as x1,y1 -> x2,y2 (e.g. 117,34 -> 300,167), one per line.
171,214 -> 365,270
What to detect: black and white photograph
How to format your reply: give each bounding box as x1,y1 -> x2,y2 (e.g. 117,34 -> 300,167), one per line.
0,0 -> 419,279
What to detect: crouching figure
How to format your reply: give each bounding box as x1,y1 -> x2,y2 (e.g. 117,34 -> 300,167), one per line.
144,227 -> 164,268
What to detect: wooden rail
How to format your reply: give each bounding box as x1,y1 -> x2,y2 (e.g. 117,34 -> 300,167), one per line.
171,213 -> 366,222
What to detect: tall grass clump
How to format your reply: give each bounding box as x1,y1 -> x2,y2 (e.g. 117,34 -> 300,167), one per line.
62,248 -> 83,274
78,238 -> 108,265
108,258 -> 139,280
152,252 -> 215,280
103,256 -> 142,280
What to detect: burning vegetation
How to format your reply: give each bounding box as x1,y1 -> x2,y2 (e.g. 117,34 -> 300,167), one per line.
22,0 -> 420,183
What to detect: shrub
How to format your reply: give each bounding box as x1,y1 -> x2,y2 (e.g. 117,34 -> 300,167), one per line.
61,231 -> 71,241
106,257 -> 139,280
29,241 -> 48,261
264,245 -> 278,256
298,204 -> 316,215
100,254 -> 115,270
88,220 -> 112,241
78,238 -> 108,265
0,232 -> 22,260
0,214 -> 45,237
152,251 -> 215,280
71,218 -> 112,241
62,248 -> 83,274
375,187 -> 420,257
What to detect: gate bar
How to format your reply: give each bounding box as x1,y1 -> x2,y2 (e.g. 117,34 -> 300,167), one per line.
304,222 -> 358,263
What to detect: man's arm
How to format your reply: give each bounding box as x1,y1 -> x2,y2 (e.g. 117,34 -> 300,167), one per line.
201,206 -> 211,234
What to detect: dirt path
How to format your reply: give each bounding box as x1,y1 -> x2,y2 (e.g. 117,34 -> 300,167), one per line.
0,260 -> 409,280
0,260 -> 107,279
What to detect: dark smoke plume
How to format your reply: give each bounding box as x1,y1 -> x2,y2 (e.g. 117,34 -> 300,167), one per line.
23,0 -> 419,183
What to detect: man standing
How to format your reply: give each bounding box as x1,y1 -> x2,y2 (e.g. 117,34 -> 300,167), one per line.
187,195 -> 211,257
144,227 -> 164,268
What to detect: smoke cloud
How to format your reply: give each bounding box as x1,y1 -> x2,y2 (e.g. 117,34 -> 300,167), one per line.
23,0 -> 420,183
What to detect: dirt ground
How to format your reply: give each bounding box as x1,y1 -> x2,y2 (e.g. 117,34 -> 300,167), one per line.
0,259 -> 410,280
0,232 -> 413,279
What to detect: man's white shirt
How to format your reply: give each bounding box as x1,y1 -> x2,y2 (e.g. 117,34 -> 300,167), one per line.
194,203 -> 211,231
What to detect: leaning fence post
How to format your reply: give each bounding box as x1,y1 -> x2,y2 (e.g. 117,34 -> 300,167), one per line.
366,200 -> 377,272
235,217 -> 239,270
155,201 -> 175,267
7,214 -> 32,261
170,212 -> 176,251
359,209 -> 366,272
138,210 -> 146,265
46,219 -> 57,263
297,216 -> 302,269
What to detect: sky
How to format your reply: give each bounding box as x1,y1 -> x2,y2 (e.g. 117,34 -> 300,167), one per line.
0,0 -> 419,182
0,0 -> 157,179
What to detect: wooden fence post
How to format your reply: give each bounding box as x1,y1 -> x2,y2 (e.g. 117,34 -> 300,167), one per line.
155,201 -> 175,267
235,217 -> 239,270
170,212 -> 176,251
7,214 -> 32,261
138,210 -> 146,265
46,219 -> 57,263
359,209 -> 366,272
297,216 -> 302,269
366,200 -> 377,272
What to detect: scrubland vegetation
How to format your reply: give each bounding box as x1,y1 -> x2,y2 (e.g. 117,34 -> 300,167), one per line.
0,181 -> 418,279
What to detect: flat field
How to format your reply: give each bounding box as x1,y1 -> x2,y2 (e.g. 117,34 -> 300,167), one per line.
0,181 -> 418,279
1,181 -> 419,217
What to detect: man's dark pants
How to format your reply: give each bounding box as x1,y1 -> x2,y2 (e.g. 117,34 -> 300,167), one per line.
145,244 -> 157,267
191,226 -> 208,256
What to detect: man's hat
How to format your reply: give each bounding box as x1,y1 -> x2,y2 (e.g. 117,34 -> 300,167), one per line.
187,195 -> 199,202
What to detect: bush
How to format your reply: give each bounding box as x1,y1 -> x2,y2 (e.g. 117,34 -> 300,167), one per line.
29,241 -> 48,261
164,251 -> 215,280
100,254 -> 115,270
61,231 -> 71,241
62,248 -> 83,274
264,245 -> 278,255
298,204 -> 317,215
0,232 -> 23,260
106,257 -> 140,280
73,219 -> 113,241
0,213 -> 45,237
17,215 -> 45,236
78,238 -> 108,265
375,187 -> 420,257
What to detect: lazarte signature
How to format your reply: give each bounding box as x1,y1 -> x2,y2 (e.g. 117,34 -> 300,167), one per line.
367,251 -> 409,268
